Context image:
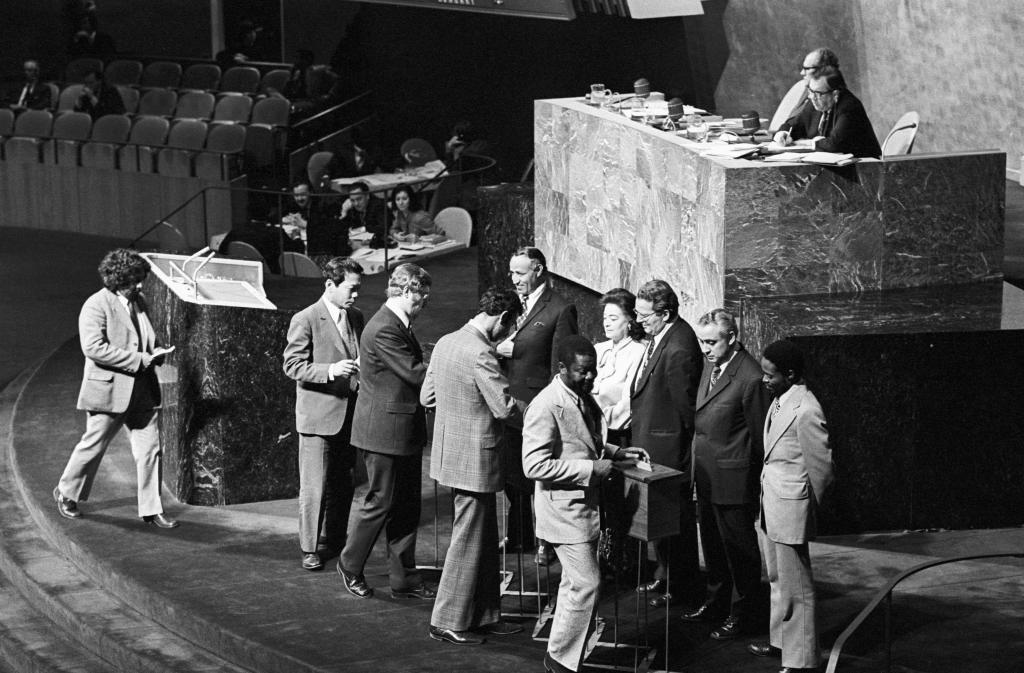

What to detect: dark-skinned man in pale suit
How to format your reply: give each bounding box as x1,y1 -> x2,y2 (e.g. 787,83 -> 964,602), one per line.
422,288 -> 525,646
283,257 -> 364,572
748,340 -> 834,673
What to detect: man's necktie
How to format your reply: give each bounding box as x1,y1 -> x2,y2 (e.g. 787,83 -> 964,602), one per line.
818,110 -> 830,136
767,398 -> 781,430
709,365 -> 721,391
515,297 -> 529,330
129,302 -> 143,352
337,311 -> 357,356
643,338 -> 656,368
17,85 -> 30,108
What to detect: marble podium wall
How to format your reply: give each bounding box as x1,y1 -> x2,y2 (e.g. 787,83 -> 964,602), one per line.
534,99 -> 1005,322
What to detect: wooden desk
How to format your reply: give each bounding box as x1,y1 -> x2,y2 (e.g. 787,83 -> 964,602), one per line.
350,239 -> 464,274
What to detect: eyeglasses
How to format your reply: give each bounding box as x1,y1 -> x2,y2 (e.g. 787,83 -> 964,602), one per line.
635,309 -> 659,322
807,88 -> 833,97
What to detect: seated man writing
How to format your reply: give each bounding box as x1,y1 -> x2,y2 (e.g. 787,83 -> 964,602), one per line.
773,71 -> 881,158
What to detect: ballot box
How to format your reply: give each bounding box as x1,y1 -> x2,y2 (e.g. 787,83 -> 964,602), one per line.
614,462 -> 685,542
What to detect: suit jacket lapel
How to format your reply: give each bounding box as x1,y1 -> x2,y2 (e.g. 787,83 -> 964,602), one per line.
633,320 -> 676,397
698,367 -> 733,409
317,302 -> 349,357
521,286 -> 551,328
555,383 -> 599,459
764,387 -> 801,458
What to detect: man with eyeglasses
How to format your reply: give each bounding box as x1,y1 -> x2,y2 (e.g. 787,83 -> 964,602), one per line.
629,280 -> 704,609
774,70 -> 882,158
781,48 -> 840,128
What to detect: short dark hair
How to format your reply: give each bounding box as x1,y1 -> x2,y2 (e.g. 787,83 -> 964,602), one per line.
763,340 -> 805,380
814,70 -> 847,92
323,256 -> 363,284
98,248 -> 149,292
636,279 -> 679,317
292,180 -> 310,191
387,263 -> 431,298
810,47 -> 840,69
512,246 -> 546,270
349,181 -> 370,194
558,335 -> 596,369
601,288 -> 645,341
479,287 -> 521,319
697,308 -> 737,336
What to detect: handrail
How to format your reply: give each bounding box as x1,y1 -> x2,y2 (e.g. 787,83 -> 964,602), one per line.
291,90 -> 373,133
826,552 -> 1024,673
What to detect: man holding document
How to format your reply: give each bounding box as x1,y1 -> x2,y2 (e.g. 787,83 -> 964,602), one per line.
773,71 -> 882,158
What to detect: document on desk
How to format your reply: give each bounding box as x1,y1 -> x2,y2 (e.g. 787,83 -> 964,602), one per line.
700,143 -> 761,159
802,151 -> 857,166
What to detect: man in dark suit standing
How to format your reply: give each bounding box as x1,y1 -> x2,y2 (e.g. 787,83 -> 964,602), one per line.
422,288 -> 524,645
338,263 -> 435,601
630,279 -> 703,608
684,309 -> 769,638
496,246 -> 578,555
283,257 -> 364,571
775,70 -> 881,158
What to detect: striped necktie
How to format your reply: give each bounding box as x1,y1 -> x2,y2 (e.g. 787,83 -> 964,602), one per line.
709,365 -> 721,391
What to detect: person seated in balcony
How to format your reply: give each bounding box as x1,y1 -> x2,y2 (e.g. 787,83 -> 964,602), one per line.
74,69 -> 125,119
69,13 -> 116,60
339,181 -> 386,248
9,59 -> 52,112
388,186 -> 436,243
216,19 -> 264,70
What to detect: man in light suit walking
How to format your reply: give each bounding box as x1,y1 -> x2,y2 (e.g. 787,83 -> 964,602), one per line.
422,288 -> 525,646
54,248 -> 178,528
748,340 -> 834,673
283,257 -> 364,571
523,336 -> 646,673
338,263 -> 435,601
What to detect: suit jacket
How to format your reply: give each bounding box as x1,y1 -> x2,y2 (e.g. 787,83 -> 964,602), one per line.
629,318 -> 703,475
693,347 -> 769,505
282,299 -> 364,436
760,384 -> 834,544
13,81 -> 53,110
75,83 -> 126,120
785,89 -> 882,158
350,304 -> 427,456
505,285 -> 578,403
422,324 -> 518,493
76,288 -> 160,413
522,378 -> 613,544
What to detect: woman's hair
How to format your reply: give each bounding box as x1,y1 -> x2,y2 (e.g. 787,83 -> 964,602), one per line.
600,287 -> 645,341
390,185 -> 423,212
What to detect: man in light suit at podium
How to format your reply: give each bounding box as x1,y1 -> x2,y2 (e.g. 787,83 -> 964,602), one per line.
748,340 -> 834,673
523,336 -> 646,673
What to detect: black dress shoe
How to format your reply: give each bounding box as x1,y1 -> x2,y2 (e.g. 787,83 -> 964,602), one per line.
681,600 -> 721,623
648,592 -> 673,608
302,552 -> 323,571
710,614 -> 744,640
391,583 -> 436,600
142,513 -> 179,528
337,563 -> 373,599
748,642 -> 782,658
429,626 -> 483,645
477,620 -> 523,635
53,487 -> 81,519
636,578 -> 665,594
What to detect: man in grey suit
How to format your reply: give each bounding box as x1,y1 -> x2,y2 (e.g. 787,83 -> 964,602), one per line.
748,340 -> 834,673
685,309 -> 769,639
422,288 -> 524,646
54,248 -> 178,528
283,257 -> 364,571
523,336 -> 646,673
338,263 -> 435,601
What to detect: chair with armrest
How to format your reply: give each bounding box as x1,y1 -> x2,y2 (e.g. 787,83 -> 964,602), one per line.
433,207 -> 472,248
65,58 -> 103,84
306,151 -> 334,192
220,67 -> 260,95
769,80 -> 809,133
3,109 -> 54,163
882,111 -> 920,157
194,123 -> 246,180
43,111 -> 92,165
211,95 -> 253,124
280,251 -> 323,278
141,61 -> 182,89
399,137 -> 436,167
118,116 -> 170,172
104,59 -> 143,87
137,88 -> 178,117
174,91 -> 216,121
180,63 -> 221,92
157,119 -> 209,177
79,114 -> 131,168
259,69 -> 291,97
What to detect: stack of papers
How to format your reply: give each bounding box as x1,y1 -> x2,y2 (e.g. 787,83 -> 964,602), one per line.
763,151 -> 857,166
700,143 -> 761,159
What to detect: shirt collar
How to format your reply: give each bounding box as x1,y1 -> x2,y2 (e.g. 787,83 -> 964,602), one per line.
321,295 -> 344,323
524,282 -> 547,314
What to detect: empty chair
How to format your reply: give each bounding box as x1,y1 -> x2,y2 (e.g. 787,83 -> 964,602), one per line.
79,114 -> 131,168
306,151 -> 334,191
245,97 -> 291,168
174,91 -> 215,120
117,85 -> 140,114
279,251 -> 322,278
3,109 -> 53,163
157,119 -> 208,177
118,116 -> 169,172
141,61 -> 182,89
43,111 -> 92,165
769,80 -> 809,133
211,95 -> 252,124
433,207 -> 472,248
137,88 -> 178,117
58,84 -> 86,112
250,97 -> 290,127
104,59 -> 143,87
155,221 -> 189,253
219,66 -> 260,94
224,240 -> 265,262
882,111 -> 920,157
258,68 -> 290,97
180,63 -> 221,91
194,123 -> 246,180
0,108 -> 15,136
65,57 -> 103,84
400,137 -> 436,167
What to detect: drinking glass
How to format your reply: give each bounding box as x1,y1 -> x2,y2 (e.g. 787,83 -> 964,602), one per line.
590,83 -> 607,105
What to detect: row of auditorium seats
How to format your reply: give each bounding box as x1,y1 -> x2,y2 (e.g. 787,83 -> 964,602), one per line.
65,58 -> 287,96
0,110 -> 246,180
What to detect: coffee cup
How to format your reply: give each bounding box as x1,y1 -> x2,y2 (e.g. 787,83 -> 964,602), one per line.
590,83 -> 607,104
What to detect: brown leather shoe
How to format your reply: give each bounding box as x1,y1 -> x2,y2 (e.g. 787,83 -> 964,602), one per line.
142,513 -> 179,528
54,487 -> 81,519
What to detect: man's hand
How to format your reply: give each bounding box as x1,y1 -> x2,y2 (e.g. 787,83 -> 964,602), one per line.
773,130 -> 792,146
495,339 -> 514,358
592,459 -> 614,480
340,198 -> 353,217
329,359 -> 359,378
613,446 -> 650,464
140,353 -> 154,369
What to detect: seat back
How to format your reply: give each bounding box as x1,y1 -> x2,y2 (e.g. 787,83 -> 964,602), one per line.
155,221 -> 190,253
220,66 -> 260,94
427,174 -> 461,217
433,207 -> 472,248
400,137 -> 436,167
0,108 -> 15,135
175,91 -> 215,120
52,111 -> 92,140
167,119 -> 208,149
882,111 -> 920,157
90,114 -> 131,142
212,95 -> 252,123
58,84 -> 86,112
195,123 -> 246,179
129,116 -> 171,145
104,59 -> 143,86
306,151 -> 334,191
81,114 -> 131,169
769,80 -> 808,133
181,63 -> 221,91
205,123 -> 246,152
117,85 -> 140,114
65,57 -> 103,84
259,69 -> 291,96
141,61 -> 182,89
13,109 -> 53,137
137,88 -> 178,117
46,82 -> 60,110
251,97 -> 290,127
224,240 -> 265,262
280,252 -> 323,277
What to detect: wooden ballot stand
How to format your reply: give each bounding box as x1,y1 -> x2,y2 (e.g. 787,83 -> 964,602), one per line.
586,461 -> 685,673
